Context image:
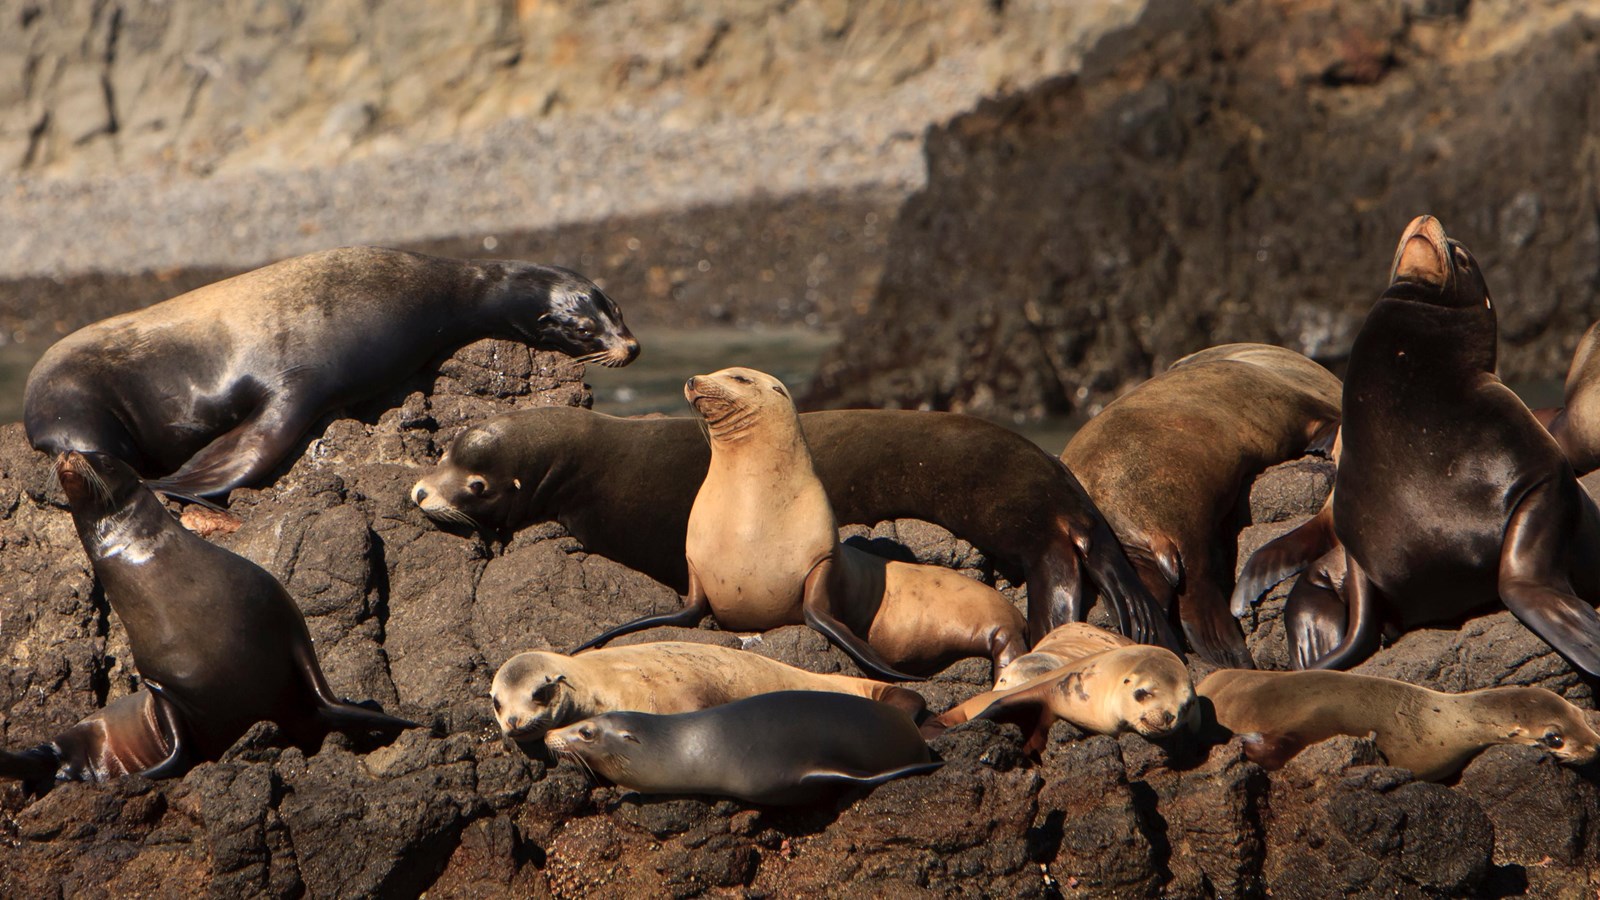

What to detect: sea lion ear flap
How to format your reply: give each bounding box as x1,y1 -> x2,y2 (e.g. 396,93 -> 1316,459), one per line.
621,730 -> 640,744
512,478 -> 522,491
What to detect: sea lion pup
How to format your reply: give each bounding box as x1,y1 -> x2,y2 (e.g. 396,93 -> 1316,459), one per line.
490,642 -> 926,743
410,406 -> 1174,649
0,691 -> 180,793
545,691 -> 941,805
993,622 -> 1133,690
575,368 -> 1030,682
1061,343 -> 1341,668
1536,319 -> 1600,475
55,450 -> 416,773
26,247 -> 638,500
1303,216 -> 1600,675
1198,669 -> 1600,781
924,646 -> 1196,754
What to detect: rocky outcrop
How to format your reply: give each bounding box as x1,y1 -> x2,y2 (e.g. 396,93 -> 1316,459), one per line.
3,345 -> 1599,897
808,0 -> 1600,420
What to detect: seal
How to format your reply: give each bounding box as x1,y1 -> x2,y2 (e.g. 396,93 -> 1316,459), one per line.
0,691 -> 181,793
1537,319 -> 1600,475
55,450 -> 416,771
1303,216 -> 1600,676
1062,343 -> 1340,668
490,641 -> 926,743
544,690 -> 942,805
992,622 -> 1132,690
26,246 -> 638,500
573,368 -> 1030,681
411,405 -> 1174,648
924,645 -> 1196,753
1197,669 -> 1600,781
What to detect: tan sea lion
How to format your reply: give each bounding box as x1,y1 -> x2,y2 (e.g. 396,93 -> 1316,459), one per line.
992,622 -> 1133,690
26,247 -> 637,500
924,645 -> 1196,754
490,641 -> 926,743
1062,343 -> 1341,669
1198,669 -> 1600,781
545,691 -> 942,805
575,367 -> 1029,682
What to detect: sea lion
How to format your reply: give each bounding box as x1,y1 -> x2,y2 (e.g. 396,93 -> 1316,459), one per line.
924,645 -> 1196,754
0,691 -> 180,793
574,368 -> 1030,682
1302,216 -> 1600,676
1230,431 -> 1341,619
490,641 -> 926,743
1198,669 -> 1600,781
992,622 -> 1133,690
1062,343 -> 1340,668
1537,319 -> 1600,475
545,690 -> 942,805
410,406 -> 1174,648
55,450 -> 416,772
26,247 -> 638,500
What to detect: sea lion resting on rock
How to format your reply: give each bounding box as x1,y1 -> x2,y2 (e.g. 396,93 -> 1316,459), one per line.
545,691 -> 942,805
1199,669 -> 1600,781
45,451 -> 415,778
411,406 -> 1173,648
1301,216 -> 1600,676
490,641 -> 926,743
993,622 -> 1133,690
925,645 -> 1196,754
576,368 -> 1030,682
1062,343 -> 1340,669
26,247 -> 638,500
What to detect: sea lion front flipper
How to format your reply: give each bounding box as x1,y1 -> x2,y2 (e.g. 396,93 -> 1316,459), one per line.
801,557 -> 923,682
1238,731 -> 1308,770
966,683 -> 1058,755
1231,502 -> 1337,618
0,745 -> 64,791
1301,552 -> 1382,671
1284,551 -> 1351,670
290,637 -> 419,733
798,760 -> 945,789
145,392 -> 321,499
1076,517 -> 1184,654
1498,487 -> 1600,677
571,566 -> 714,653
1305,420 -> 1340,457
1180,580 -> 1255,669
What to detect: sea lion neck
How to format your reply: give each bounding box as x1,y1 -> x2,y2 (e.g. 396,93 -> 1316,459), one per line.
1349,295 -> 1497,384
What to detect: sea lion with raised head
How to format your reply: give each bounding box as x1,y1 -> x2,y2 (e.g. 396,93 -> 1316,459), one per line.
992,622 -> 1133,691
490,641 -> 926,744
1302,216 -> 1600,676
27,247 -> 638,500
1198,669 -> 1600,781
54,450 -> 416,772
1062,343 -> 1341,668
924,645 -> 1196,754
573,368 -> 1030,681
410,406 -> 1173,648
545,691 -> 942,805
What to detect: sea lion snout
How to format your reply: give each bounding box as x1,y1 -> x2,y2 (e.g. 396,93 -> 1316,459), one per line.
1389,214 -> 1450,287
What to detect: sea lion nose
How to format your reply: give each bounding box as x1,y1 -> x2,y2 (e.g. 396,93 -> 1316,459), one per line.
504,715 -> 519,730
621,336 -> 641,361
685,376 -> 697,392
413,485 -> 429,504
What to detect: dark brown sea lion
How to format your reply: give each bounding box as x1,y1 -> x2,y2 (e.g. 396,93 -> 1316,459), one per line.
1302,216 -> 1600,676
1061,343 -> 1341,668
411,406 -> 1174,648
573,368 -> 1029,682
26,247 -> 638,500
545,691 -> 942,805
0,691 -> 180,793
1198,669 -> 1600,781
54,450 -> 416,772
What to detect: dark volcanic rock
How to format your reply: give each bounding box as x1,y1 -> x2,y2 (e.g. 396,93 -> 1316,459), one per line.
808,0 -> 1600,420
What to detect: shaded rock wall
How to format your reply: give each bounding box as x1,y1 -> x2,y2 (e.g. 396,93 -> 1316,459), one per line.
2,346 -> 1599,896
808,0 -> 1600,419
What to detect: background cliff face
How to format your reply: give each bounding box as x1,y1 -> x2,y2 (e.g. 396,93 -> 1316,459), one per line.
808,0 -> 1600,419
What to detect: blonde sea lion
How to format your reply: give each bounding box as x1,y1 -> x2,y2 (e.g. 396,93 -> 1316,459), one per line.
575,367 -> 1029,682
490,641 -> 926,742
545,691 -> 942,806
992,622 -> 1133,690
1198,669 -> 1600,781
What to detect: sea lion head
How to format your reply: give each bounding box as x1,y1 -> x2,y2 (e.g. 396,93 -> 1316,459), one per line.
1387,215 -> 1491,311
545,713 -> 643,785
684,367 -> 796,441
498,262 -> 640,368
55,451 -> 146,519
490,652 -> 578,742
1100,646 -> 1197,739
1479,686 -> 1600,767
411,421 -> 526,529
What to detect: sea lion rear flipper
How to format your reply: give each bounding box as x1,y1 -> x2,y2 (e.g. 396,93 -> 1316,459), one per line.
1231,502 -> 1337,618
1301,552 -> 1382,670
136,683 -> 193,780
290,638 -> 419,733
802,558 -> 923,682
145,393 -> 318,499
570,570 -> 713,653
799,760 -> 945,789
1499,487 -> 1600,677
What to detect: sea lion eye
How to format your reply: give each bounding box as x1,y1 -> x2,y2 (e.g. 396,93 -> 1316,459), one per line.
467,476 -> 488,496
1542,731 -> 1565,749
732,375 -> 752,385
492,696 -> 502,713
573,317 -> 596,336
578,724 -> 594,739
